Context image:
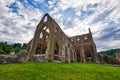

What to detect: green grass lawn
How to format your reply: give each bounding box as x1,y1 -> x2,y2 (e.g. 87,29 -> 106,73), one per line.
0,62 -> 120,80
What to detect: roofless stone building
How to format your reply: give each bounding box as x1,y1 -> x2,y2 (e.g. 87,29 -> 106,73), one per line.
26,13 -> 98,63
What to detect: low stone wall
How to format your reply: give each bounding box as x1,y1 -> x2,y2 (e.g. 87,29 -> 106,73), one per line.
0,55 -> 17,64
17,51 -> 27,63
1,52 -> 120,65
0,51 -> 27,64
31,54 -> 48,62
97,54 -> 120,65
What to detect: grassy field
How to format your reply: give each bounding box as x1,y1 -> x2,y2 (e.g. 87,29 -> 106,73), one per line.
0,62 -> 120,80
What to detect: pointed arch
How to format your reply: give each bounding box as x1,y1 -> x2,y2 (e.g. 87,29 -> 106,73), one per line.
35,24 -> 50,55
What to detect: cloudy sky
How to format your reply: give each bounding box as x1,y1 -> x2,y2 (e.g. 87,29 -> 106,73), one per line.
0,0 -> 120,52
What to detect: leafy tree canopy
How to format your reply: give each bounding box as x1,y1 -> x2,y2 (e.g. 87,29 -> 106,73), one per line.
0,42 -> 27,54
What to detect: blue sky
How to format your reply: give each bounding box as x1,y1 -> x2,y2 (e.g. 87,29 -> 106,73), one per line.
0,0 -> 120,51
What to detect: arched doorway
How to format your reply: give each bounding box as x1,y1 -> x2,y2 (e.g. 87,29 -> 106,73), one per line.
54,43 -> 59,61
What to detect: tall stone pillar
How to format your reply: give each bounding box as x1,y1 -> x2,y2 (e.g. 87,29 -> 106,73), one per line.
93,44 -> 98,62
45,17 -> 55,61
67,47 -> 71,63
80,36 -> 86,63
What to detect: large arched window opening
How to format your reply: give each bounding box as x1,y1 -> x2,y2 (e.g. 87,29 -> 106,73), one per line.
35,26 -> 50,55
76,48 -> 80,62
43,15 -> 48,22
36,43 -> 42,54
84,46 -> 93,62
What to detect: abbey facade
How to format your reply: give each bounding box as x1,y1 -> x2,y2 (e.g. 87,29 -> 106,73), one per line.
26,13 -> 98,63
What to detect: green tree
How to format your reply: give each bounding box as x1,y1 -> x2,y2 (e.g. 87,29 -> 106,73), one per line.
0,42 -> 14,54
0,46 -> 5,54
22,43 -> 27,49
12,43 -> 22,48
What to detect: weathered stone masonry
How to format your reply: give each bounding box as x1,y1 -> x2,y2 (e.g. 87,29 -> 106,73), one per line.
26,13 -> 98,63
116,50 -> 120,62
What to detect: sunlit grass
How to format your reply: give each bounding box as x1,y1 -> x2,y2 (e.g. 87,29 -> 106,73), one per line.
0,62 -> 120,80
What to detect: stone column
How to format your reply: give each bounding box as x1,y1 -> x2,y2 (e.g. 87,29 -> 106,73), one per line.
67,47 -> 71,63
45,17 -> 55,61
80,35 -> 86,63
93,44 -> 98,63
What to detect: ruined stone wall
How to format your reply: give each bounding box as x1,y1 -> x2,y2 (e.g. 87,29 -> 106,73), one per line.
116,50 -> 120,62
69,28 -> 97,63
27,13 -> 97,63
27,13 -> 76,62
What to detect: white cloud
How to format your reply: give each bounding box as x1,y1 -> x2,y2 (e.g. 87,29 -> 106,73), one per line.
0,0 -> 120,51
58,0 -> 101,10
0,0 -> 43,43
48,0 -> 120,51
96,39 -> 120,52
33,0 -> 44,3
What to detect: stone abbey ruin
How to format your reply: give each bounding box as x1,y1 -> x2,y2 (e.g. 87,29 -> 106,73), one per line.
0,13 -> 120,64
26,13 -> 97,63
